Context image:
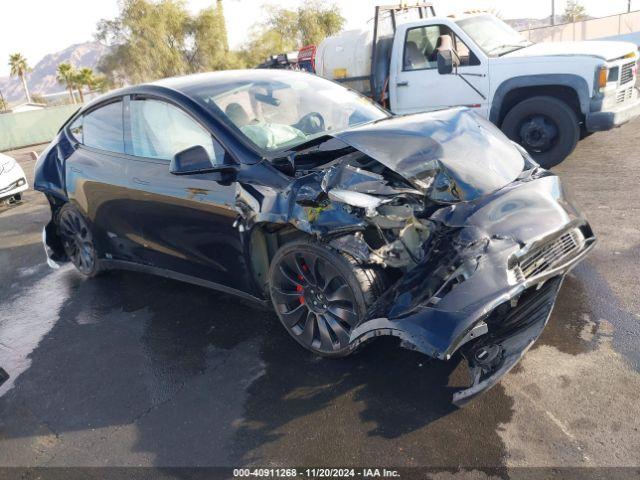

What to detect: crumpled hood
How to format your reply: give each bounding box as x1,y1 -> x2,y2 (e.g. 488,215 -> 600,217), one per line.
333,108 -> 524,203
504,40 -> 638,61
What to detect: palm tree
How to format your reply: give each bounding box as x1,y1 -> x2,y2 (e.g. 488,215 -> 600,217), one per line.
92,74 -> 108,93
56,63 -> 77,104
8,53 -> 31,103
76,67 -> 96,102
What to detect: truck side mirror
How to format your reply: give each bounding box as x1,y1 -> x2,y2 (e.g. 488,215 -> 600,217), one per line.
437,49 -> 459,75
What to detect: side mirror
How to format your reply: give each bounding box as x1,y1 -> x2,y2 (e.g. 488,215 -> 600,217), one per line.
437,49 -> 459,75
170,145 -> 238,175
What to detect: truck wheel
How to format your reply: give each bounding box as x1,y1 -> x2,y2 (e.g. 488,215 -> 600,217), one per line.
501,96 -> 579,169
269,239 -> 385,357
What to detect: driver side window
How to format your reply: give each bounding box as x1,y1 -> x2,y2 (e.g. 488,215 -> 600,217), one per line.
403,25 -> 479,71
404,25 -> 440,70
129,99 -> 223,163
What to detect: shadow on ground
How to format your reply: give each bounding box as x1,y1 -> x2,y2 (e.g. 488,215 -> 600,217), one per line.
1,259 -> 517,466
0,203 -> 608,467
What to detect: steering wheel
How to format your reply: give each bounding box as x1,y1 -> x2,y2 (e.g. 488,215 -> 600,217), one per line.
294,112 -> 326,135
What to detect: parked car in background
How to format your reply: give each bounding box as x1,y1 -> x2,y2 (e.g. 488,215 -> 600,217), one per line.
292,3 -> 640,168
0,152 -> 28,204
34,69 -> 596,405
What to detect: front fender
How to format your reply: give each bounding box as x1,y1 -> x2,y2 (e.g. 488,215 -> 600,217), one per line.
490,74 -> 591,124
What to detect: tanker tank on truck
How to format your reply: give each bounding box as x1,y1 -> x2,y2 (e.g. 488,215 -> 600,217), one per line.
300,2 -> 640,168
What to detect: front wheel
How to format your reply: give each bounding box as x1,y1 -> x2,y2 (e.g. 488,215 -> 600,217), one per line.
268,239 -> 384,357
56,204 -> 100,277
501,96 -> 580,169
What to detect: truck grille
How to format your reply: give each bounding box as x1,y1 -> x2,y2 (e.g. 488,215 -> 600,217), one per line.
620,61 -> 635,85
518,229 -> 584,279
617,87 -> 634,103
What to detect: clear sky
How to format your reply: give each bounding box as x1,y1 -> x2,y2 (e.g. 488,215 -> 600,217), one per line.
0,0 -> 635,77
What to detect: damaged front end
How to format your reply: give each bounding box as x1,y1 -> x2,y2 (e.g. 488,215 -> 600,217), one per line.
267,108 -> 596,405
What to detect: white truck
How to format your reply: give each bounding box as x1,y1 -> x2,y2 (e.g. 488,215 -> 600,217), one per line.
301,3 -> 640,168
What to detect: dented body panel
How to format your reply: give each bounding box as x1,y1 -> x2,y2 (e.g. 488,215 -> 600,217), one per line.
333,108 -> 524,202
34,71 -> 595,404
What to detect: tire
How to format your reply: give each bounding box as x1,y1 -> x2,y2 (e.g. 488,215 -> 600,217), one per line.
56,204 -> 100,277
501,95 -> 580,169
580,127 -> 595,140
268,238 -> 385,357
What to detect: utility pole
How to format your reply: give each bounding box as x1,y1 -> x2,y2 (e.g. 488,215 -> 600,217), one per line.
551,0 -> 556,26
629,0 -> 632,13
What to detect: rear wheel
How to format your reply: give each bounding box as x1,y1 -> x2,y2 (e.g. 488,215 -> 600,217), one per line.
57,204 -> 100,277
501,95 -> 580,169
269,239 -> 383,357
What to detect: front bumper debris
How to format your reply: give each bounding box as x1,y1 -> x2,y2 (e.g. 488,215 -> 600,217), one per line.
452,277 -> 562,406
349,223 -> 596,406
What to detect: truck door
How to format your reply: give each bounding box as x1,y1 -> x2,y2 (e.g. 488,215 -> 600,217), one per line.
390,23 -> 489,118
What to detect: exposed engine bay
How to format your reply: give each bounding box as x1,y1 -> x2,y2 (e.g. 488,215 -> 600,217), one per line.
239,109 -> 596,405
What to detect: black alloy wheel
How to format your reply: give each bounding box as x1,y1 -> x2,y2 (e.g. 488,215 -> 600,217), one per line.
57,204 -> 99,276
269,240 -> 377,357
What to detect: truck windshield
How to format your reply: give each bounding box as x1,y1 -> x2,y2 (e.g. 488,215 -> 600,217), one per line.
456,15 -> 532,56
187,71 -> 389,154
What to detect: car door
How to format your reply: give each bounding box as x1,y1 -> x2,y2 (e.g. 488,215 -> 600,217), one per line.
65,99 -> 147,262
391,23 -> 490,117
124,96 -> 250,292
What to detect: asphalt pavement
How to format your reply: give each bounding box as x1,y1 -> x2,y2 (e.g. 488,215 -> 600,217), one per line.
0,124 -> 639,476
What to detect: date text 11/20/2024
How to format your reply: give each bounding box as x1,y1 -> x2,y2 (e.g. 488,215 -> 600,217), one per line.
233,468 -> 400,478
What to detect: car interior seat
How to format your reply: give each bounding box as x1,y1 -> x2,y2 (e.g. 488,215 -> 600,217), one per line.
225,103 -> 251,128
404,41 -> 428,70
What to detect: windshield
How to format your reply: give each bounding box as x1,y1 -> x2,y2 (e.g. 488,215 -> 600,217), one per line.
456,15 -> 532,56
186,71 -> 389,154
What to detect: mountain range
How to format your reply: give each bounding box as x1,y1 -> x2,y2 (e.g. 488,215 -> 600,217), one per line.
0,42 -> 109,104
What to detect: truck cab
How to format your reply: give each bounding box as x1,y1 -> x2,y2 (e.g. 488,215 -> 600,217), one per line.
312,6 -> 640,168
390,16 -> 491,118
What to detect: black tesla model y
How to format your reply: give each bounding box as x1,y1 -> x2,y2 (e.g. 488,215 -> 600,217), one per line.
34,70 -> 596,404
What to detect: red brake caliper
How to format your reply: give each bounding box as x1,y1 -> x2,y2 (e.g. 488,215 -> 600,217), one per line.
296,262 -> 308,304
296,278 -> 304,304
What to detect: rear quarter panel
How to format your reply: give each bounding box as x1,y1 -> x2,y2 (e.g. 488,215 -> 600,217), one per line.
34,132 -> 74,201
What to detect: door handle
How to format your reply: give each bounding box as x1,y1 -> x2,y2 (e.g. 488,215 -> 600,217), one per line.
70,166 -> 83,173
133,177 -> 151,185
396,81 -> 409,87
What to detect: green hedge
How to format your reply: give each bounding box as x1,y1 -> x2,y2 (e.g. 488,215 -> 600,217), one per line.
0,105 -> 80,151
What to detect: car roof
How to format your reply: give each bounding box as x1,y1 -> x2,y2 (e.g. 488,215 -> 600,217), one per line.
151,69 -> 316,92
82,69 -> 324,112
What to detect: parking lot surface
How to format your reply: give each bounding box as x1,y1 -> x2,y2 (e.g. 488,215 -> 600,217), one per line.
1,123 -> 640,474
